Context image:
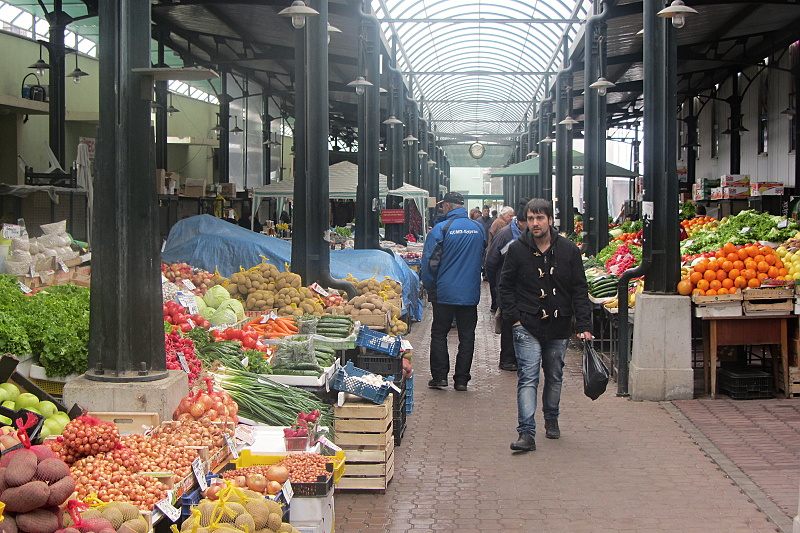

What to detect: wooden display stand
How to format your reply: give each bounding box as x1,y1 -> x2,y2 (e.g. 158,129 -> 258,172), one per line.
333,394 -> 394,492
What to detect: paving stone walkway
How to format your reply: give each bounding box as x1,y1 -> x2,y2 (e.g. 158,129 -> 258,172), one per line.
333,284 -> 793,532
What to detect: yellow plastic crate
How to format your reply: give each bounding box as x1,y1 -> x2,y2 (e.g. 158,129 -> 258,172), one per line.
29,378 -> 64,396
233,449 -> 346,484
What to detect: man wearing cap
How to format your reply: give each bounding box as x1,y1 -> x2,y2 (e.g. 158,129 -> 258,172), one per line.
421,191 -> 486,391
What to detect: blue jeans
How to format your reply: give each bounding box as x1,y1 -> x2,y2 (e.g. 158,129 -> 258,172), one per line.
512,324 -> 569,437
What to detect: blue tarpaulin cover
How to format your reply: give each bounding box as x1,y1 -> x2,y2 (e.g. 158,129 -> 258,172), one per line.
161,215 -> 422,321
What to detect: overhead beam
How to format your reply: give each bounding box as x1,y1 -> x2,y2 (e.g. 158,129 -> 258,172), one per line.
379,18 -> 581,24
404,71 -> 555,76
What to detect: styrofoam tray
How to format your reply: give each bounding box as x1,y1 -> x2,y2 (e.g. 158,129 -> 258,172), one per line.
29,363 -> 81,383
262,364 -> 337,388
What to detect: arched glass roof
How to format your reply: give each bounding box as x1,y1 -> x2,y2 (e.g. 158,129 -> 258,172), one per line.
374,0 -> 588,153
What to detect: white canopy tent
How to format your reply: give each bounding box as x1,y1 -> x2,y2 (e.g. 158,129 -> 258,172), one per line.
387,182 -> 429,232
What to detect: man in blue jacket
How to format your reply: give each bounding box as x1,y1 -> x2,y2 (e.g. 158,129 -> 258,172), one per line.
421,191 -> 486,391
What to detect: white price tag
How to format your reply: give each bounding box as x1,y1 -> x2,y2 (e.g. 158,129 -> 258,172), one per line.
192,457 -> 208,491
778,219 -> 789,229
29,264 -> 36,278
182,279 -> 196,290
234,425 -> 256,445
155,498 -> 181,522
79,252 -> 91,262
400,339 -> 413,351
241,356 -> 249,367
282,480 -> 294,503
641,201 -> 654,220
317,435 -> 341,452
177,352 -> 190,374
161,274 -> 169,283
18,281 -> 32,294
309,282 -> 329,297
224,434 -> 240,459
57,259 -> 69,273
186,318 -> 196,329
2,224 -> 21,239
267,311 -> 278,321
177,292 -> 199,315
388,381 -> 402,393
740,227 -> 750,234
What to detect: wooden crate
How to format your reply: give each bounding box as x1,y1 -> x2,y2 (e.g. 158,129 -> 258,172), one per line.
742,299 -> 793,316
777,366 -> 800,397
91,412 -> 159,435
334,395 -> 394,492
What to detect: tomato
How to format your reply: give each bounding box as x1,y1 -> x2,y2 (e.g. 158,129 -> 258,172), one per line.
180,322 -> 193,332
165,316 -> 174,324
242,337 -> 257,350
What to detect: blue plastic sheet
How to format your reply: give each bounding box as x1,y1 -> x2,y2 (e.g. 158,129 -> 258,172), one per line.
162,215 -> 422,321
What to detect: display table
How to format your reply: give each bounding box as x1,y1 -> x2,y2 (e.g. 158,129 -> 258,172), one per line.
701,315 -> 790,399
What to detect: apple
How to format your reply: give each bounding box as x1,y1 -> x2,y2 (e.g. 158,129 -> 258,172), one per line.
43,418 -> 63,435
0,415 -> 10,426
0,383 -> 20,401
39,426 -> 52,439
37,401 -> 58,418
1,400 -> 15,410
15,393 -> 40,411
52,412 -> 70,427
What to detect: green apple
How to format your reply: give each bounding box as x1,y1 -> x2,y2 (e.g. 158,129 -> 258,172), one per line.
14,393 -> 40,411
0,389 -> 11,405
1,400 -> 15,410
0,415 -> 10,426
38,426 -> 51,439
0,383 -> 20,401
43,418 -> 63,435
22,406 -> 41,416
52,412 -> 71,427
37,401 -> 58,418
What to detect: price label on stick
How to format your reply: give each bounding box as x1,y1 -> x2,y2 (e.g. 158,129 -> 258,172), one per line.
182,279 -> 196,290
192,457 -> 208,491
177,352 -> 190,374
740,226 -> 750,234
235,425 -> 256,445
177,292 -> 199,315
778,219 -> 789,229
57,259 -> 68,273
282,480 -> 294,504
155,498 -> 180,522
224,434 -> 240,459
18,281 -> 31,294
317,436 -> 341,452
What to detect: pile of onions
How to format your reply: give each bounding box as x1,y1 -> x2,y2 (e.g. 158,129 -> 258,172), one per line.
151,418 -> 232,449
59,415 -> 121,463
277,453 -> 332,483
121,433 -> 198,482
173,380 -> 239,425
69,452 -> 168,510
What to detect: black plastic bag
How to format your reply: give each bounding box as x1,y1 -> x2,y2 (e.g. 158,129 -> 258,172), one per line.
583,340 -> 609,400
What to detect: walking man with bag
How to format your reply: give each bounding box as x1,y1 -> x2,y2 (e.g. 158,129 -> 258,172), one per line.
498,199 -> 593,451
421,191 -> 486,392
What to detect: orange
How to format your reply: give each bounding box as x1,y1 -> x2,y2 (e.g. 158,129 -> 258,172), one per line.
748,277 -> 761,288
715,250 -> 726,259
747,246 -> 760,258
757,272 -> 769,281
767,266 -> 779,278
721,278 -> 734,289
693,261 -> 707,274
677,280 -> 693,295
757,261 -> 770,273
704,269 -> 717,282
762,246 -> 774,255
692,288 -> 705,296
733,276 -> 748,289
716,287 -> 729,295
744,260 -> 757,271
779,267 -> 789,277
753,254 -> 765,264
765,254 -> 777,265
733,260 -> 744,270
723,242 -> 736,253
705,289 -> 717,296
728,268 -> 740,280
696,279 -> 710,291
726,252 -> 738,263
716,269 -> 728,281
737,248 -> 749,260
708,280 -> 722,290
721,261 -> 733,272
706,260 -> 719,272
775,259 -> 784,268
689,271 -> 703,284
743,269 -> 757,280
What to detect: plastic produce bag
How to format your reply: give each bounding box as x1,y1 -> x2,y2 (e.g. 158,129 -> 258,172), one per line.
582,340 -> 609,400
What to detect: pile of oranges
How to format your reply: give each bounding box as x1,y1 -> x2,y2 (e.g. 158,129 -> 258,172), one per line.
676,242 -> 787,296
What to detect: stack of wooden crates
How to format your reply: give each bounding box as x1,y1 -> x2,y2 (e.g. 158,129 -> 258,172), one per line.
333,394 -> 394,492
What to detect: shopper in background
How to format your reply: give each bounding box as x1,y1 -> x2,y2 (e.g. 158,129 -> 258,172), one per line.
469,207 -> 482,220
498,198 -> 593,452
484,199 -> 529,372
238,211 -> 264,233
478,205 -> 493,233
421,191 -> 486,392
484,205 -> 515,313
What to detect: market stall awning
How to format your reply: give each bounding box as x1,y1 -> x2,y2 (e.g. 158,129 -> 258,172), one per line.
490,150 -> 637,178
253,162 -> 387,199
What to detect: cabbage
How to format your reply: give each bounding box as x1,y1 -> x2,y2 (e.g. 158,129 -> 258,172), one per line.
210,307 -> 237,327
195,295 -> 208,313
204,285 -> 230,308
218,298 -> 245,321
200,306 -> 216,321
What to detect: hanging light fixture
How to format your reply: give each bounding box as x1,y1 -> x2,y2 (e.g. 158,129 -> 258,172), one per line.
558,116 -> 579,130
29,44 -> 50,78
417,149 -> 428,159
527,150 -> 539,158
166,93 -> 180,117
379,87 -> 388,94
540,136 -> 555,144
383,115 -> 403,128
657,0 -> 698,29
589,77 -> 616,97
66,52 -> 89,84
327,23 -> 341,44
403,135 -> 418,144
231,116 -> 243,134
347,76 -> 373,96
278,0 -> 319,29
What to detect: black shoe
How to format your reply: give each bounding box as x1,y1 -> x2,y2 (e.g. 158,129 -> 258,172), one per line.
545,419 -> 560,439
428,379 -> 448,389
510,432 -> 536,451
454,382 -> 467,392
499,363 -> 518,372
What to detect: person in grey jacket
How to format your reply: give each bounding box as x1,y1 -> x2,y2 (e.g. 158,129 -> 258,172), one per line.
498,198 -> 593,452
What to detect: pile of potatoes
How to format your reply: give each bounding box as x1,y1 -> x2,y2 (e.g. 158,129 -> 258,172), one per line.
342,294 -> 401,318
343,276 -> 402,299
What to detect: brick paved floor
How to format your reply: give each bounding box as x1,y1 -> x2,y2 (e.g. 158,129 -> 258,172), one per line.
333,283 -> 785,532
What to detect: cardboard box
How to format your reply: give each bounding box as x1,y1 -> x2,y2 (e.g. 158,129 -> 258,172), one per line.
720,174 -> 750,187
696,177 -> 721,188
750,182 -> 784,196
694,302 -> 743,317
692,184 -> 710,201
183,178 -> 207,198
219,183 -> 237,198
156,169 -> 167,195
722,186 -> 750,199
710,187 -> 724,200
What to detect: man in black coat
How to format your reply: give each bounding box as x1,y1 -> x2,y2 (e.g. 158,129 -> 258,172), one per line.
498,198 -> 593,452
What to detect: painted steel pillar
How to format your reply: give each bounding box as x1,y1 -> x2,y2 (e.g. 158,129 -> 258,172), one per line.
290,21 -> 309,274
217,72 -> 230,183
46,1 -> 69,169
88,0 -> 167,380
154,38 -> 168,171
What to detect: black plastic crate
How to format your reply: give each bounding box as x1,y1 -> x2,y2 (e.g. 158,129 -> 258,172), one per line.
393,413 -> 407,445
718,367 -> 773,400
358,350 -> 403,378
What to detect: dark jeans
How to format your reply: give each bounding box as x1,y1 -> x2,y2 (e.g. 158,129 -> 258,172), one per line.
430,302 -> 478,385
489,282 -> 498,312
499,310 -> 516,367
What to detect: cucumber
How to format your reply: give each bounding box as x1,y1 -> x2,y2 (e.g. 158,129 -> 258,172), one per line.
273,362 -> 324,372
270,369 -> 323,376
314,345 -> 336,355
